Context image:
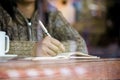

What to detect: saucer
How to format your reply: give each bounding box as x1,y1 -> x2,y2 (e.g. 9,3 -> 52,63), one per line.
0,55 -> 18,61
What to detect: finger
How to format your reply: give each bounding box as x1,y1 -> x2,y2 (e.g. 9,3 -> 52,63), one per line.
44,36 -> 65,52
45,47 -> 57,56
42,37 -> 60,54
36,45 -> 50,57
43,36 -> 65,53
47,42 -> 60,54
44,42 -> 59,56
50,38 -> 65,52
59,44 -> 65,52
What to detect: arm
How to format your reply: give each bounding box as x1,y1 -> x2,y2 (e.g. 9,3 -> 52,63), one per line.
48,11 -> 88,54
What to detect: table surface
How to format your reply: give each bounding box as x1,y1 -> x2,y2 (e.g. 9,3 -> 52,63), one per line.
0,58 -> 120,80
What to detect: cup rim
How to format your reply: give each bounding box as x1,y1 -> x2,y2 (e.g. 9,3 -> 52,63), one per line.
0,31 -> 6,34
0,31 -> 5,32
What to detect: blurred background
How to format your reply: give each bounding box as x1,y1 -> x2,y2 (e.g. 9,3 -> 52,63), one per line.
48,0 -> 120,58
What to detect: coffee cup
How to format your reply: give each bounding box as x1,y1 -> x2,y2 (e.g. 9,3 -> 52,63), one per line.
0,31 -> 10,56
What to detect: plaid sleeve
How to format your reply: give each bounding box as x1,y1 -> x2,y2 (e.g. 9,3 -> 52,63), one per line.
48,11 -> 88,54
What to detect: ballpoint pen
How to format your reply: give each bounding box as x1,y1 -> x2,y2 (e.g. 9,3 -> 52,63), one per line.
39,20 -> 51,37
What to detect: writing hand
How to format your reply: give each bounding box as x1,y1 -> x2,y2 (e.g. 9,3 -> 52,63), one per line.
36,36 -> 65,56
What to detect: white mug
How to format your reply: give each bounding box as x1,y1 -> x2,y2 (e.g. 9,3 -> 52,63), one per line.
0,31 -> 10,56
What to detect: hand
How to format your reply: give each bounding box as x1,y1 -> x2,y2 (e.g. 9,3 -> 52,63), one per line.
36,36 -> 65,56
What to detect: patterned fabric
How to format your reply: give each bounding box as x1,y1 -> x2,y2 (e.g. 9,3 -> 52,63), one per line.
0,65 -> 86,79
0,5 -> 88,56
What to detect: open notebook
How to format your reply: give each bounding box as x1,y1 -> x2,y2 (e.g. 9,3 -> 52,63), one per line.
24,52 -> 100,60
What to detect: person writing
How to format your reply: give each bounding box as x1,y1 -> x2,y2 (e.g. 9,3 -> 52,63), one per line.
0,0 -> 88,57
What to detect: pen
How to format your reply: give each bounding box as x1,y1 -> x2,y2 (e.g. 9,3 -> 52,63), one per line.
39,20 -> 51,37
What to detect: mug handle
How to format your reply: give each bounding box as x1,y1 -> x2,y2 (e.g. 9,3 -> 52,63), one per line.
5,35 -> 10,53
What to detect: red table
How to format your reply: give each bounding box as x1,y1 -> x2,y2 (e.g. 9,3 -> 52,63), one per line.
0,58 -> 120,80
